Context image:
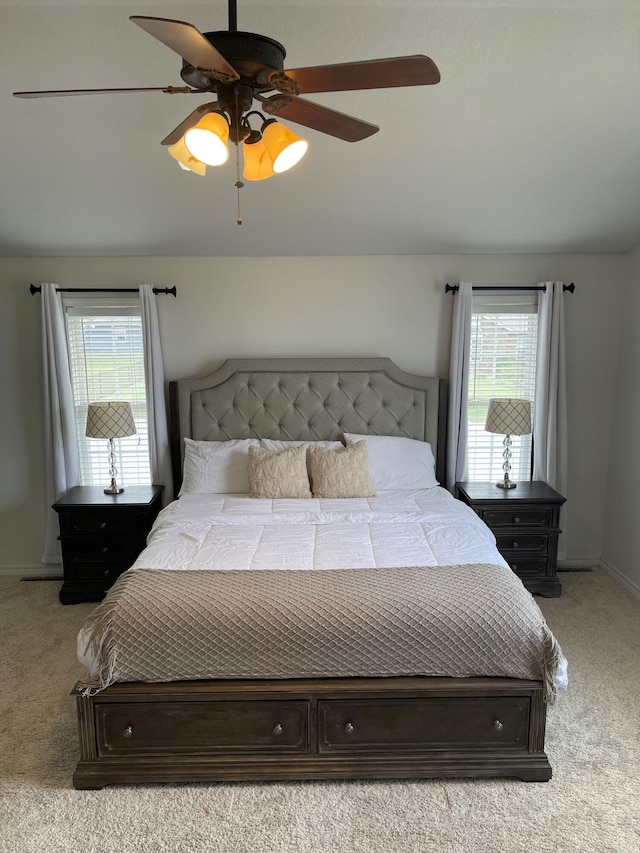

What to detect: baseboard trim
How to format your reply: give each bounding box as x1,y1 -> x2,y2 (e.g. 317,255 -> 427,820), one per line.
557,558 -> 599,571
0,564 -> 61,577
600,559 -> 640,599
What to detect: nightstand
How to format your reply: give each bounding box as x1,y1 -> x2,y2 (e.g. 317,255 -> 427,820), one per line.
455,481 -> 566,597
53,485 -> 164,604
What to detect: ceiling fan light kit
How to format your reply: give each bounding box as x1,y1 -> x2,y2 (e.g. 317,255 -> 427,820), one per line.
260,119 -> 308,174
13,0 -> 440,218
183,112 -> 230,166
167,138 -> 207,175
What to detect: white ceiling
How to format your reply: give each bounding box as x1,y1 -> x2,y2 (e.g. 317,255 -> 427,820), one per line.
2,1 -> 639,257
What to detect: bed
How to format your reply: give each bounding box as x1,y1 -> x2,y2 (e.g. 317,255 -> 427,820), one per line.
72,357 -> 565,789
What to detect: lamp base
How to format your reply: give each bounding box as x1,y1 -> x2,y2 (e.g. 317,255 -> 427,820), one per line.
496,476 -> 517,490
104,477 -> 124,495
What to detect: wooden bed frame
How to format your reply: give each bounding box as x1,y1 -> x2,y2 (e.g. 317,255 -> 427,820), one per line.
73,358 -> 552,789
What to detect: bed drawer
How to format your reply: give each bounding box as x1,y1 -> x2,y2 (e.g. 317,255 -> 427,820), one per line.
96,700 -> 310,756
318,697 -> 530,752
482,509 -> 551,529
494,534 -> 548,554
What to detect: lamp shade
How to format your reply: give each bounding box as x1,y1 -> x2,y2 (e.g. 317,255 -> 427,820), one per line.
485,398 -> 532,436
243,136 -> 276,181
184,112 -> 229,166
168,138 -> 207,175
261,120 -> 308,173
86,402 -> 136,439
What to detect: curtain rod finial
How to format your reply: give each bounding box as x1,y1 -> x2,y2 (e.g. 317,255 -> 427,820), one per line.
30,284 -> 41,295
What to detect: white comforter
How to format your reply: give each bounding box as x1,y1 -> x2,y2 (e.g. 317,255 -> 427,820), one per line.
129,486 -> 509,572
79,487 -> 511,676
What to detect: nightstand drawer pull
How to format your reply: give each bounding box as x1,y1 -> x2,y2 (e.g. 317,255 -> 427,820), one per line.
344,722 -> 355,734
103,569 -> 111,577
512,541 -> 519,549
513,516 -> 520,524
123,726 -> 133,738
101,546 -> 109,554
99,522 -> 107,529
493,720 -> 504,732
273,723 -> 283,735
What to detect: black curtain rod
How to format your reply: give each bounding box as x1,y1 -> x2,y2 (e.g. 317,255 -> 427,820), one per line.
29,284 -> 177,297
445,282 -> 575,294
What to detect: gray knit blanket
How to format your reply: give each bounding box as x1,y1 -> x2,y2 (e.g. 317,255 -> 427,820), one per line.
79,563 -> 567,698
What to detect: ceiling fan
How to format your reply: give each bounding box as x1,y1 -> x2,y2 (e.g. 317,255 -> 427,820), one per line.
13,0 -> 440,214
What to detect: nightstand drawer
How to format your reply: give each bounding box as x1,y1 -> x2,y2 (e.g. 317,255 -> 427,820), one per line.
505,557 -> 548,576
73,563 -> 128,584
62,538 -> 146,583
495,534 -> 548,554
64,537 -> 145,563
58,510 -> 149,535
483,509 -> 551,529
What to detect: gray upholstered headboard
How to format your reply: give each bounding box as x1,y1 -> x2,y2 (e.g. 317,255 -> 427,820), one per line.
169,358 -> 447,494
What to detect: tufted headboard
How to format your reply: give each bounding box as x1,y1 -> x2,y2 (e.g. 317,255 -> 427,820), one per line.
169,358 -> 447,495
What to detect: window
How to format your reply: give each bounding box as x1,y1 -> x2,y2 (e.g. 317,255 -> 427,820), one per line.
64,297 -> 151,487
467,291 -> 538,482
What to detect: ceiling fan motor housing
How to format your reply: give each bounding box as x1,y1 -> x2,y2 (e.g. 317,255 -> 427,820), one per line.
181,31 -> 287,89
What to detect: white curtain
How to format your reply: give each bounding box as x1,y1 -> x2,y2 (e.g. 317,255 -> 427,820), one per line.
41,283 -> 80,563
534,281 -> 568,555
140,285 -> 173,503
446,282 -> 473,491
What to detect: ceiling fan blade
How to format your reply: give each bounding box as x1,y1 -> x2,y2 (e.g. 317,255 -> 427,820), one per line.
13,86 -> 197,99
281,55 -> 440,94
161,102 -> 219,145
264,96 -> 378,142
131,16 -> 239,80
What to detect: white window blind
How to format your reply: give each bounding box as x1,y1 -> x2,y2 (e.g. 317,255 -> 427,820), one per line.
467,291 -> 538,482
64,299 -> 151,487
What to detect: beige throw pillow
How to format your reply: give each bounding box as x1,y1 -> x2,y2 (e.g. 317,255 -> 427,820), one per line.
248,443 -> 312,499
308,441 -> 376,498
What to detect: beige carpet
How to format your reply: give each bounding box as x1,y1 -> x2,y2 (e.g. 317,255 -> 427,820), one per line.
0,568 -> 638,853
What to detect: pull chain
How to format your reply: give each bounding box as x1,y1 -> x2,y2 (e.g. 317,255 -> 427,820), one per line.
234,86 -> 243,225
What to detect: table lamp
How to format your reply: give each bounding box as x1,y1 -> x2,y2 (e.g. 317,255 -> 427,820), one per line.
85,401 -> 136,495
484,398 -> 532,489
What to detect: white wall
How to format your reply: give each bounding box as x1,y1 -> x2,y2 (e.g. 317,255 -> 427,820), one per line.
601,247 -> 640,595
0,253 -> 626,573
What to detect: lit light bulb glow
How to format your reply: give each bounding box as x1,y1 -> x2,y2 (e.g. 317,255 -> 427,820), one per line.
184,113 -> 229,166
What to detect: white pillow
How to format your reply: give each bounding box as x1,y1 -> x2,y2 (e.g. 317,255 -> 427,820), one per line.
259,439 -> 344,452
342,433 -> 438,490
179,438 -> 260,495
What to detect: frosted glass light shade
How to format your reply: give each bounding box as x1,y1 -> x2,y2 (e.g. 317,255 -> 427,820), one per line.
261,120 -> 308,173
184,113 -> 229,166
86,401 -> 136,439
168,138 -> 206,175
243,137 -> 276,181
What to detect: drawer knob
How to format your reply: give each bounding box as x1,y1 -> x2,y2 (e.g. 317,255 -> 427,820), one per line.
273,723 -> 283,735
511,564 -> 518,571
101,546 -> 109,554
512,541 -> 519,549
513,516 -> 520,524
344,722 -> 355,734
493,720 -> 504,732
100,522 -> 107,529
103,569 -> 110,577
123,725 -> 133,738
